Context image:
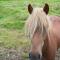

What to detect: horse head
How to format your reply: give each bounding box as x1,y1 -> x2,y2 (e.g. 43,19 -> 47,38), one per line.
25,3 -> 52,60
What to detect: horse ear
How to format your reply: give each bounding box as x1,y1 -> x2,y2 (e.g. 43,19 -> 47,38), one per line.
43,3 -> 49,14
28,4 -> 33,14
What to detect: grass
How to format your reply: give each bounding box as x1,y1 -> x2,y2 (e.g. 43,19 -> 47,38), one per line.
0,0 -> 60,53
0,0 -> 60,29
0,0 -> 60,30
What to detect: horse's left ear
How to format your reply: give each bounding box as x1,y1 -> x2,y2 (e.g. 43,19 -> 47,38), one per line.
43,3 -> 49,14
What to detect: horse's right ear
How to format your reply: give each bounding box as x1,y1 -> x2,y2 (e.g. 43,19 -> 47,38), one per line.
28,4 -> 33,14
43,3 -> 49,14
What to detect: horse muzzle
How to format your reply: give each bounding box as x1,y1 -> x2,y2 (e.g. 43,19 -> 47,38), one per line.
29,52 -> 42,60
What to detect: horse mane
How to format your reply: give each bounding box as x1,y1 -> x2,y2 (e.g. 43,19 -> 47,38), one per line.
25,7 -> 52,40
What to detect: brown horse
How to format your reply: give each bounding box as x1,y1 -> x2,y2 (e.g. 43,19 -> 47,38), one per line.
25,3 -> 60,60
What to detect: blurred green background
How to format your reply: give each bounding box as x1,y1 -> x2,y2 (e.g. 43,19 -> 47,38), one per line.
0,0 -> 60,59
0,0 -> 60,30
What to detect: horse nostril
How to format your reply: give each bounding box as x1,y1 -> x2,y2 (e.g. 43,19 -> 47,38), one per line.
29,52 -> 41,60
29,52 -> 32,58
38,54 -> 40,59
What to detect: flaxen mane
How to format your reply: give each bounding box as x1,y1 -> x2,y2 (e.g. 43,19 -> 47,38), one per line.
25,7 -> 52,40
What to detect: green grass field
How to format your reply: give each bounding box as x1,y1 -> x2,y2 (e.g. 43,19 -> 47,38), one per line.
0,0 -> 60,59
0,0 -> 60,30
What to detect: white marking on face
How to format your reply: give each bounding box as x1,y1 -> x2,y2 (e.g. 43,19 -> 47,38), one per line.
37,39 -> 44,56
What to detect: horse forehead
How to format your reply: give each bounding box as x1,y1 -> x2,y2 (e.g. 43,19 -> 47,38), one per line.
33,8 -> 43,13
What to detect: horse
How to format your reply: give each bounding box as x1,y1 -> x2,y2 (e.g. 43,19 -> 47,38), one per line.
25,3 -> 60,60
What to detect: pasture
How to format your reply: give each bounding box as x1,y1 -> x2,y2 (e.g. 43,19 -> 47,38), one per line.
0,0 -> 60,60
